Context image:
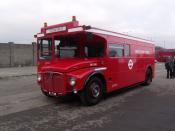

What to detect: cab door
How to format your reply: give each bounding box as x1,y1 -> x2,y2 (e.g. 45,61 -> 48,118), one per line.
107,43 -> 126,90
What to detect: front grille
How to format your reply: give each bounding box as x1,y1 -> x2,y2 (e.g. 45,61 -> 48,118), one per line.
42,72 -> 65,94
53,73 -> 64,93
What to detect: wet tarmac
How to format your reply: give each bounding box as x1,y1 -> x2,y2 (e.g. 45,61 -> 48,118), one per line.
0,63 -> 175,131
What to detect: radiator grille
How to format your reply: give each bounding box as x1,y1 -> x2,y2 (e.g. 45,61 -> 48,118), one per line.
42,72 -> 65,93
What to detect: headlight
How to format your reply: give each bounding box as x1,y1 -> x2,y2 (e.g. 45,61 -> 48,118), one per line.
37,74 -> 41,81
69,78 -> 76,86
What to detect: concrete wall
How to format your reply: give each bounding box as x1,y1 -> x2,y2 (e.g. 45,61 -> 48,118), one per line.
0,43 -> 11,67
0,42 -> 37,67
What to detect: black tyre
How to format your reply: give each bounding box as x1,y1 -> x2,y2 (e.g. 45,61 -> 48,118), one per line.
144,68 -> 152,86
80,77 -> 104,106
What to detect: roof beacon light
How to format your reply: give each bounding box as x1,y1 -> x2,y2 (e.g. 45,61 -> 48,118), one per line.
44,22 -> 47,27
72,16 -> 76,22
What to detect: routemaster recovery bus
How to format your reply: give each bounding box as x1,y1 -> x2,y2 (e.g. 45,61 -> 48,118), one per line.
35,16 -> 155,105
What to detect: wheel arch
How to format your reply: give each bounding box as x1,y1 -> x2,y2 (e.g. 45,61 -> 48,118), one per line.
84,72 -> 107,93
146,65 -> 153,74
143,64 -> 153,85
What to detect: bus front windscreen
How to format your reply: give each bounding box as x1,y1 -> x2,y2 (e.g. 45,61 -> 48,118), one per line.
54,37 -> 104,59
55,39 -> 80,58
38,39 -> 52,60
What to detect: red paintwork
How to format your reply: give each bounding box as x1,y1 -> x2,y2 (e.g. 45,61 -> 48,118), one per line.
35,17 -> 155,96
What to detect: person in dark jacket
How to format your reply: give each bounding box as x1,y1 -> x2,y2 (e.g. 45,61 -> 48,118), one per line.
165,56 -> 173,79
173,57 -> 175,78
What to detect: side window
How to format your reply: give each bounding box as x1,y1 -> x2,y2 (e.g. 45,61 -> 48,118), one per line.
84,43 -> 104,58
109,44 -> 124,57
124,44 -> 130,57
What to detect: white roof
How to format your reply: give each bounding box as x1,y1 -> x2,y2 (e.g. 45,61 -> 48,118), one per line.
86,28 -> 154,44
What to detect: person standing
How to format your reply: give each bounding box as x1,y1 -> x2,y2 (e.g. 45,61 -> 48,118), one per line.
173,57 -> 175,78
165,56 -> 173,79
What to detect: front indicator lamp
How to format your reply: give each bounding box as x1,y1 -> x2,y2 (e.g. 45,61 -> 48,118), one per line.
37,74 -> 41,81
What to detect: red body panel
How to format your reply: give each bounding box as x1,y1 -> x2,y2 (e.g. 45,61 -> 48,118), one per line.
35,17 -> 155,96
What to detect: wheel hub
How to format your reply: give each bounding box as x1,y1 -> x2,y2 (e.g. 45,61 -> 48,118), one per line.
90,82 -> 100,98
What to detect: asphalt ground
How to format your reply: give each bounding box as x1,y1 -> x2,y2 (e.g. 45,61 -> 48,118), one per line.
0,63 -> 175,131
0,66 -> 36,79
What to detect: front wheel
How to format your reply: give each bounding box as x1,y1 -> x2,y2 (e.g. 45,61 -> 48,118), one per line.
80,77 -> 104,106
143,68 -> 152,86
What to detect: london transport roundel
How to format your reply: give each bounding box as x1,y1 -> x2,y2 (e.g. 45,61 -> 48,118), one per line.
128,59 -> 134,70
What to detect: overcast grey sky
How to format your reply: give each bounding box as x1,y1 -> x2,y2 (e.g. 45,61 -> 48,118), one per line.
0,0 -> 175,48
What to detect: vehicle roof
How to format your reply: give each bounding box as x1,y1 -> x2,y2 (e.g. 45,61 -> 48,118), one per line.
35,16 -> 155,45
86,27 -> 155,44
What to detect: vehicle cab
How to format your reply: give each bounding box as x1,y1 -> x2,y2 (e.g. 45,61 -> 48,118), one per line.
35,17 -> 108,105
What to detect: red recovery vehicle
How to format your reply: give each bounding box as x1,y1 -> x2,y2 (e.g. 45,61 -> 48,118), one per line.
35,16 -> 155,105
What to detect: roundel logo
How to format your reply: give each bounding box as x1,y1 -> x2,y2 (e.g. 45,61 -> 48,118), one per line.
128,59 -> 134,70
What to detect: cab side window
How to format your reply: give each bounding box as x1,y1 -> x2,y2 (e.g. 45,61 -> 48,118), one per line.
109,44 -> 124,57
85,43 -> 104,58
